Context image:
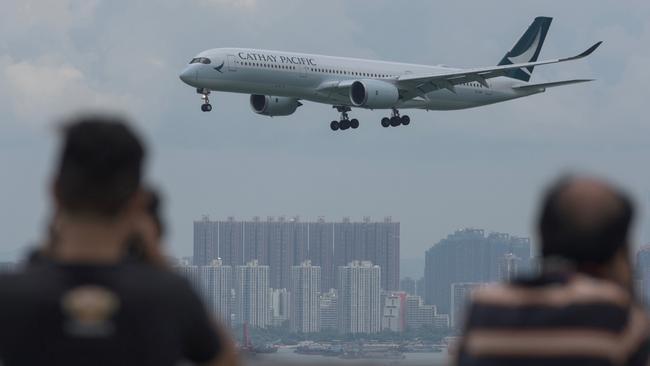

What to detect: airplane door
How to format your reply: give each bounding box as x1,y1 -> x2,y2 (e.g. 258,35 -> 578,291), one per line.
300,65 -> 307,78
227,55 -> 237,72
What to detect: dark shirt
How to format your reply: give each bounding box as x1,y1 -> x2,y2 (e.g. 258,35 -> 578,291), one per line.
456,273 -> 650,366
0,259 -> 221,366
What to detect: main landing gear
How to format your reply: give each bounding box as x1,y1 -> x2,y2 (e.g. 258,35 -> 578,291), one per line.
330,106 -> 359,132
381,108 -> 410,128
198,88 -> 212,112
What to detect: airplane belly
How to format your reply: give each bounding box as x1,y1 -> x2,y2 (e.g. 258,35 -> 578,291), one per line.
200,70 -> 320,99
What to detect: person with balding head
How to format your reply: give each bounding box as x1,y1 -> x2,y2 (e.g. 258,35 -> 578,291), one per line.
456,176 -> 650,366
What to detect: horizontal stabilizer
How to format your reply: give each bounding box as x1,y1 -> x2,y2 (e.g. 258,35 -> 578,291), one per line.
512,79 -> 594,91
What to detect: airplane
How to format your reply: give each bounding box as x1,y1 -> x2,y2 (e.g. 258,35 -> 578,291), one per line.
179,17 -> 601,132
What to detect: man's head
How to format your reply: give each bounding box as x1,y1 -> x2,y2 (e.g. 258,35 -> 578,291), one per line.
538,176 -> 634,281
53,115 -> 145,219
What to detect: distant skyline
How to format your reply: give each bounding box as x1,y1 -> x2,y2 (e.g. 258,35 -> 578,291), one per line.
2,1 -> 650,265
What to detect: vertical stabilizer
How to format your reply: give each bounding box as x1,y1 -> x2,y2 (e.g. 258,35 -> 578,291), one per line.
498,17 -> 552,82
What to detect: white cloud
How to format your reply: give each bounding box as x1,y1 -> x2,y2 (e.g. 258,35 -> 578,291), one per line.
1,0 -> 99,35
1,59 -> 131,126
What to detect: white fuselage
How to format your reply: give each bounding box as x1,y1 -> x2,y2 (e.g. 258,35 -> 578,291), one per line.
179,48 -> 541,111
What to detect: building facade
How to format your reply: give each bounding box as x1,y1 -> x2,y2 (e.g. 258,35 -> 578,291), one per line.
337,261 -> 382,334
202,259 -> 233,326
308,218 -> 335,291
234,260 -> 270,328
382,292 -> 407,332
268,217 -> 308,289
637,246 -> 650,309
269,288 -> 290,327
193,217 -> 218,265
498,253 -> 520,282
405,295 -> 439,330
333,217 -> 400,291
319,289 -> 338,331
244,216 -> 268,264
290,261 -> 321,333
218,217 -> 244,266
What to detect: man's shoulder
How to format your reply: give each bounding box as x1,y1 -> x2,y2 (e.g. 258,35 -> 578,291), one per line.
0,262 -> 195,298
472,273 -> 632,309
461,275 -> 650,364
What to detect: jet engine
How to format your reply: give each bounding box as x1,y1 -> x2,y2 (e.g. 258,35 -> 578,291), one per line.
349,79 -> 399,109
250,95 -> 302,116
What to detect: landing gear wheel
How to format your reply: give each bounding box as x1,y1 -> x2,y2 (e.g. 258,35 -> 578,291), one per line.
350,118 -> 359,129
201,104 -> 212,112
390,116 -> 401,127
330,120 -> 340,131
381,117 -> 391,128
340,119 -> 351,130
401,115 -> 410,125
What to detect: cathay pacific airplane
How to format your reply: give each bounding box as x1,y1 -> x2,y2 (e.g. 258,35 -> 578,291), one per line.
179,17 -> 601,131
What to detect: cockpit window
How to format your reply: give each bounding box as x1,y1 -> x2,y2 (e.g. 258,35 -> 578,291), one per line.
189,57 -> 211,64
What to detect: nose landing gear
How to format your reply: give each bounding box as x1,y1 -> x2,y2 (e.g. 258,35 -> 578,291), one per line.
198,88 -> 212,112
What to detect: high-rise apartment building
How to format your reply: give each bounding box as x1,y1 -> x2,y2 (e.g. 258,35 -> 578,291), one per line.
290,261 -> 321,333
637,246 -> 650,309
195,216 -> 399,293
244,216 -> 268,264
193,216 -> 244,266
337,261 -> 382,334
202,259 -> 233,326
424,229 -> 531,314
498,253 -> 519,282
405,295 -> 440,330
193,217 -> 218,265
269,288 -> 290,327
268,217 -> 308,289
219,217 -> 244,266
382,292 -> 407,332
333,217 -> 400,291
308,218 -> 334,291
319,289 -> 338,331
234,260 -> 270,328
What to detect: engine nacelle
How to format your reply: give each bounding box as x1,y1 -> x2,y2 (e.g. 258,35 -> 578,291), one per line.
250,95 -> 301,116
349,79 -> 399,109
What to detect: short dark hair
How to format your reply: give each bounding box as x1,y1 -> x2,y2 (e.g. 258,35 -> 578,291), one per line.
538,176 -> 634,265
55,115 -> 145,217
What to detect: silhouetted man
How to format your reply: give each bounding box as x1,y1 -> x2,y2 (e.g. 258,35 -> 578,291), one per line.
0,115 -> 237,366
457,176 -> 650,366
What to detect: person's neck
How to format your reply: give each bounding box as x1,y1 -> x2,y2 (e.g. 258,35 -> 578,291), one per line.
53,213 -> 127,264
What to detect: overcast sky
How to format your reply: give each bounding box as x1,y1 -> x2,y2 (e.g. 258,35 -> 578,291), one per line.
1,0 -> 649,277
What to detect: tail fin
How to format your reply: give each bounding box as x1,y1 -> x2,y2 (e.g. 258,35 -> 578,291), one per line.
498,17 -> 552,82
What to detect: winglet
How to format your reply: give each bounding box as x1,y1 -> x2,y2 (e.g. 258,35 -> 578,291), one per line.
561,41 -> 603,62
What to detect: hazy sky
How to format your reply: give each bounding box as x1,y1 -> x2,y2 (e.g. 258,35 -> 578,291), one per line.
1,1 -> 649,277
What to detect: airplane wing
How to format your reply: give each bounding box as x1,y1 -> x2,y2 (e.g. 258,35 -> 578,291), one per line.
395,41 -> 602,99
511,79 -> 593,92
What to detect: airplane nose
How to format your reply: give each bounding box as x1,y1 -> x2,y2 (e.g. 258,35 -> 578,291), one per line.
179,67 -> 196,84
